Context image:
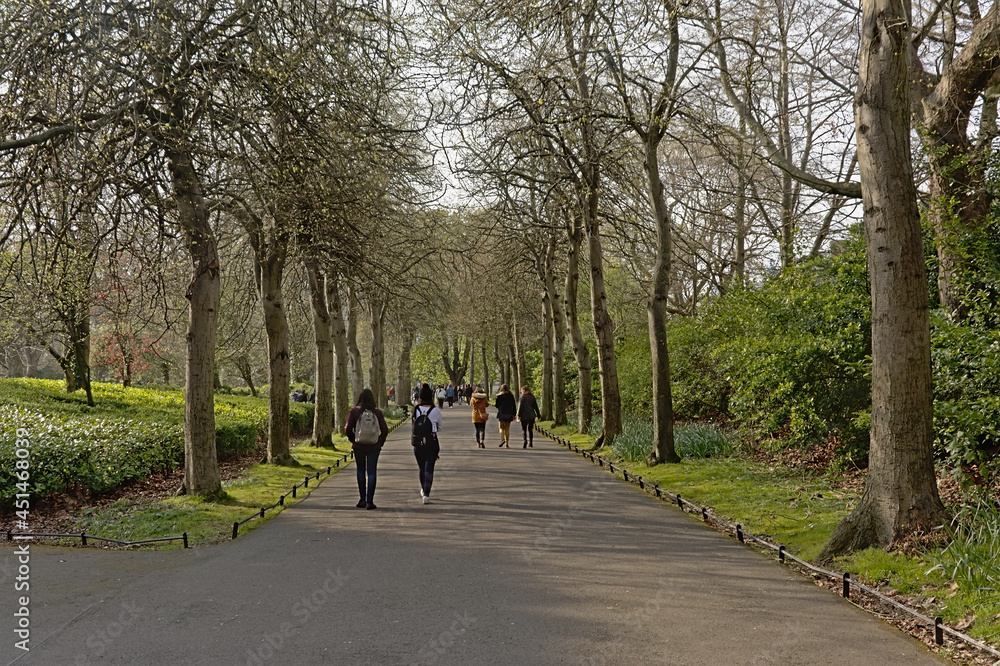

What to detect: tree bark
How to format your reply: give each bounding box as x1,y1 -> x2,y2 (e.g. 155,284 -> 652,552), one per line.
547,248 -> 568,427
481,339 -> 491,393
912,2 -> 1000,319
169,149 -> 222,497
369,296 -> 387,409
564,211 -> 592,433
256,242 -> 293,465
819,0 -> 946,559
396,328 -> 414,409
540,288 -> 554,421
584,189 -> 622,445
306,260 -> 334,448
511,319 -> 527,391
643,135 -> 680,465
346,285 -> 364,401
328,276 -> 351,434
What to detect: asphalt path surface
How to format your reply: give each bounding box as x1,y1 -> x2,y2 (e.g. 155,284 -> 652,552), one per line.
2,404 -> 945,665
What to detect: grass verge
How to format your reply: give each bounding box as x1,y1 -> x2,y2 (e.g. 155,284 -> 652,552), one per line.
65,436 -> 357,549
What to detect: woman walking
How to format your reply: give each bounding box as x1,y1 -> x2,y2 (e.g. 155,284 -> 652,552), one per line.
470,385 -> 490,448
412,384 -> 443,503
494,383 -> 517,448
517,385 -> 540,448
344,388 -> 389,510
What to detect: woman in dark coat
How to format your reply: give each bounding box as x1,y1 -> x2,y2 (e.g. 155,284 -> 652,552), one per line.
516,385 -> 540,448
345,388 -> 389,509
494,384 -> 517,448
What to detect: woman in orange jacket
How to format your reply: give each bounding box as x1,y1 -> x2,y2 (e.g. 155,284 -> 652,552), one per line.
470,386 -> 490,448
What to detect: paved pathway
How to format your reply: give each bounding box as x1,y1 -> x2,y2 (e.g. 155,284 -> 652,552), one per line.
2,405 -> 944,665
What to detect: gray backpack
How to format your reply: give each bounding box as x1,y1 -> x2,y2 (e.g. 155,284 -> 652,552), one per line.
355,409 -> 380,445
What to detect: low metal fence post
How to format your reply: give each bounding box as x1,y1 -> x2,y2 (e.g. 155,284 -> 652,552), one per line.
842,572 -> 851,599
183,533 -> 189,549
778,545 -> 785,563
736,524 -> 744,543
232,522 -> 239,539
81,532 -> 87,546
935,617 -> 944,645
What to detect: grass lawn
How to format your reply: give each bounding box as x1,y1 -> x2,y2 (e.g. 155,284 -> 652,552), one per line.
68,437 -> 358,548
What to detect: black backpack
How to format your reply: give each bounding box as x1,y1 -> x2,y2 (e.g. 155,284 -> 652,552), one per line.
412,406 -> 435,447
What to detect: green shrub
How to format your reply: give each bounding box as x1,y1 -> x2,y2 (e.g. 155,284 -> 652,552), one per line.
931,314 -> 1000,477
0,378 -> 310,505
667,230 -> 872,458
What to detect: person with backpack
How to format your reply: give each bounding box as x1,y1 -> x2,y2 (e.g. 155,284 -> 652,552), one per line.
494,384 -> 517,448
412,383 -> 443,503
470,385 -> 490,448
516,385 -> 540,449
345,388 -> 389,510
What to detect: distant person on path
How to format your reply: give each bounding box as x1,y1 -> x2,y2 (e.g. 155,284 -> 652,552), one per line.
446,384 -> 456,407
412,384 -> 443,503
517,385 -> 540,449
465,384 -> 474,404
345,388 -> 389,510
494,383 -> 517,448
470,385 -> 490,448
435,385 -> 446,409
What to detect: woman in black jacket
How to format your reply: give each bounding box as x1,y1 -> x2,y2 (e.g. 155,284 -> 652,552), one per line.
494,384 -> 517,448
516,385 -> 540,448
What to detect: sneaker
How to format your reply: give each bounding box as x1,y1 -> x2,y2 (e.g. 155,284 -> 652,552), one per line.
356,499 -> 367,508
422,496 -> 430,504
366,502 -> 377,510
523,443 -> 527,449
529,443 -> 533,448
420,489 -> 426,498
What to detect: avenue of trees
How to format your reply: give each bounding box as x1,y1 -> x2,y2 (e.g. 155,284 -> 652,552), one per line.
3,0 -> 1000,559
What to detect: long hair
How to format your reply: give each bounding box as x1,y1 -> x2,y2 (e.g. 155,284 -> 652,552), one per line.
419,383 -> 434,405
356,388 -> 377,411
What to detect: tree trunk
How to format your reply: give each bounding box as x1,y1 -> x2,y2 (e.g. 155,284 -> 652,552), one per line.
819,0 -> 946,558
306,261 -> 334,448
235,355 -> 257,397
541,291 -> 554,421
643,135 -> 680,465
564,212 -> 592,433
346,285 -> 364,401
328,277 -> 351,435
546,244 -> 568,427
48,345 -> 76,393
257,248 -> 293,465
396,328 -> 414,409
512,317 -> 528,391
912,2 -> 1000,319
169,149 -> 222,497
369,297 -> 387,409
481,339 -> 491,393
584,191 -> 622,445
